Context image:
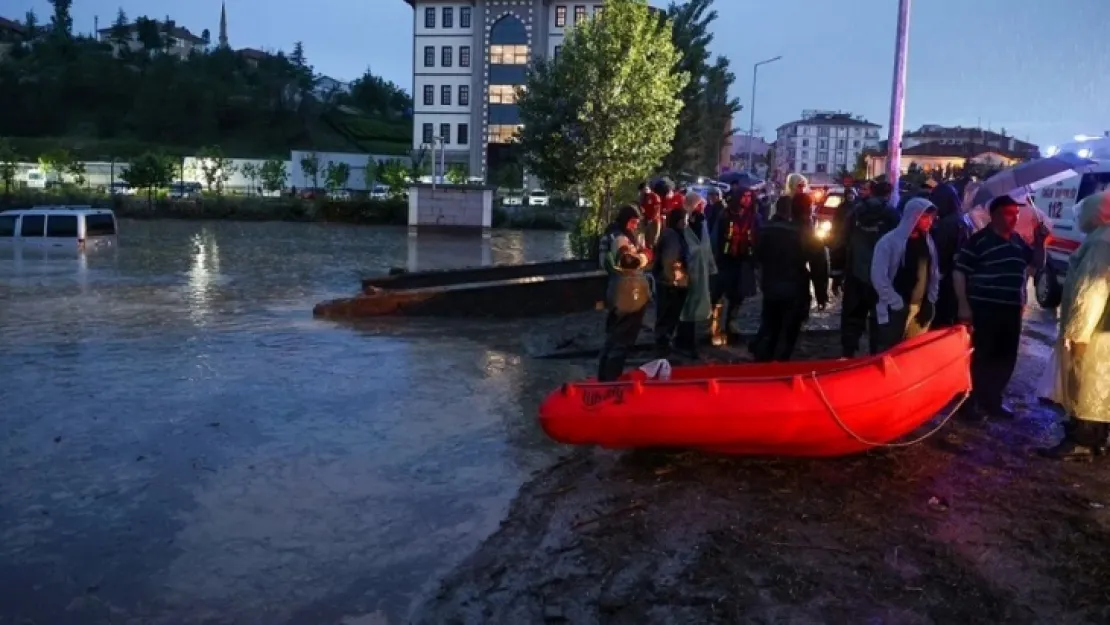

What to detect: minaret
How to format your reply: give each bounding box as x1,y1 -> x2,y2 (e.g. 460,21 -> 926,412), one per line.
218,1 -> 228,48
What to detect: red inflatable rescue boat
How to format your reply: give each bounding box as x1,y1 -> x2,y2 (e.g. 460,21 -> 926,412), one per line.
539,327 -> 972,457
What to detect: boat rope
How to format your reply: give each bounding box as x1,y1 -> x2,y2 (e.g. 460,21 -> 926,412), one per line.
809,372 -> 971,448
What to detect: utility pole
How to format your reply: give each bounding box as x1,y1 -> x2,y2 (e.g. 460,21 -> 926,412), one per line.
885,0 -> 912,206
748,56 -> 782,174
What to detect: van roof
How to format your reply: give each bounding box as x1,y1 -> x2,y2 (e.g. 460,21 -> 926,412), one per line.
0,206 -> 117,216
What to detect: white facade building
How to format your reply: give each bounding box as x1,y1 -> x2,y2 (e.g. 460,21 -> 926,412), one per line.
774,111 -> 882,183
404,0 -> 604,183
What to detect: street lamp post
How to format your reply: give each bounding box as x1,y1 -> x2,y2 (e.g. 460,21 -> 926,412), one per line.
748,55 -> 782,174
886,0 -> 912,205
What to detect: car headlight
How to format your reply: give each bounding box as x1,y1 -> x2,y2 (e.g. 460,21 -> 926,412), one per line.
815,220 -> 832,240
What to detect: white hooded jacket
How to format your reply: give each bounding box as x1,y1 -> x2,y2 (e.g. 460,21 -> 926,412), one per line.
870,197 -> 941,324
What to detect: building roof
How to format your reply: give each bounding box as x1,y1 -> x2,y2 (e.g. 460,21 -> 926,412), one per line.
237,47 -> 268,60
0,16 -> 25,33
777,112 -> 880,131
905,124 -> 1037,151
870,142 -> 1019,159
97,21 -> 206,44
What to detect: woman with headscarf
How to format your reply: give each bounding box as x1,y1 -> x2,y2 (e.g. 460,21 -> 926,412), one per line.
1039,191 -> 1110,461
653,208 -> 692,354
676,192 -> 718,356
597,204 -> 653,381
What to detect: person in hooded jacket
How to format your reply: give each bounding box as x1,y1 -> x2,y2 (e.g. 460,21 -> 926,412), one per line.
928,183 -> 970,328
831,180 -> 900,357
1039,191 -> 1110,461
653,208 -> 692,353
753,193 -> 830,361
870,197 -> 940,351
709,183 -> 761,345
597,204 -> 653,381
704,187 -> 726,230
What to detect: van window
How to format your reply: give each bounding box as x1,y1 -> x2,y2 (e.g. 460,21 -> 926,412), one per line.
0,215 -> 15,237
46,215 -> 79,238
85,214 -> 117,237
1078,172 -> 1110,203
19,214 -> 45,237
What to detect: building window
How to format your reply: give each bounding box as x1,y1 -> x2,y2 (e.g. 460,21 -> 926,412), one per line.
818,151 -> 828,162
818,139 -> 828,149
489,84 -> 521,104
574,6 -> 587,23
442,7 -> 453,28
801,150 -> 809,160
441,85 -> 451,105
460,46 -> 470,67
817,126 -> 829,137
800,163 -> 809,172
594,6 -> 604,18
424,7 -> 435,28
816,163 -> 827,173
490,44 -> 528,64
440,123 -> 451,144
801,139 -> 809,147
458,123 -> 469,145
422,123 -> 434,145
555,6 -> 567,27
837,139 -> 846,149
488,124 -> 522,143
423,46 -> 434,67
441,46 -> 452,67
460,7 -> 471,28
554,45 -> 561,58
423,85 -> 434,105
853,140 -> 861,148
458,85 -> 469,106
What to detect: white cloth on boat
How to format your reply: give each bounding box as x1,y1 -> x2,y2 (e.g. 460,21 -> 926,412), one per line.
638,359 -> 672,381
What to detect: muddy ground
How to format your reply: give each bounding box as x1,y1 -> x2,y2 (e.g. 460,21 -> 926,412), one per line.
415,302 -> 1110,625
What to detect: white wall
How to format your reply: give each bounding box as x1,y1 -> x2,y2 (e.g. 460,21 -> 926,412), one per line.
414,35 -> 475,76
413,3 -> 475,37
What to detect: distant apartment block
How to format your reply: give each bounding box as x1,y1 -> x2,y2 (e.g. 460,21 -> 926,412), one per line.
404,0 -> 606,182
775,110 -> 882,182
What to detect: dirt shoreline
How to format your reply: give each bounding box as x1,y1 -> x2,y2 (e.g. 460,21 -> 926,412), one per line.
415,314 -> 1110,624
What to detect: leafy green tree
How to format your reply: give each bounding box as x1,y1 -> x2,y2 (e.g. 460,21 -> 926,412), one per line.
661,0 -> 741,175
48,0 -> 73,40
134,17 -> 162,52
852,151 -> 869,180
23,10 -> 39,42
120,152 -> 174,208
38,148 -> 73,182
240,162 -> 260,195
518,0 -> 687,256
0,139 -> 19,195
364,156 -> 380,185
198,145 -> 234,193
408,147 -> 428,181
324,161 -> 350,192
67,161 -> 87,187
110,9 -> 129,47
446,164 -> 468,185
348,70 -> 412,118
300,152 -> 320,189
260,159 -> 288,193
379,159 -> 409,195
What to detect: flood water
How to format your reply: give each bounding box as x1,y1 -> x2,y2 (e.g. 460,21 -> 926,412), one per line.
0,220 -> 587,625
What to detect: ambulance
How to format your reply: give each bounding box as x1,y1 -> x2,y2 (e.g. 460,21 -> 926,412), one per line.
1032,133 -> 1110,308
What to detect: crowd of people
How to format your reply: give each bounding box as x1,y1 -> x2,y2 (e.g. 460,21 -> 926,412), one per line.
594,171 -> 1110,460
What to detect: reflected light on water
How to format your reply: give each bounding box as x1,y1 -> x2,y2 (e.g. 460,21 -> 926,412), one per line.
187,232 -> 221,323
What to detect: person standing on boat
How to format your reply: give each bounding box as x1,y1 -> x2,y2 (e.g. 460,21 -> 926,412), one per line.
832,180 -> 900,357
597,204 -> 653,382
928,182 -> 971,328
752,193 -> 830,361
709,183 -> 761,345
953,194 -> 1047,420
653,208 -> 692,354
677,193 -> 719,357
1039,191 -> 1110,460
870,198 -> 940,351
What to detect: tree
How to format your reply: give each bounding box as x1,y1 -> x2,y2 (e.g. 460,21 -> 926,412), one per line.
240,162 -> 260,195
348,70 -> 412,118
852,151 -> 869,180
67,161 -> 87,187
365,156 -> 380,185
408,147 -> 428,181
379,159 -> 409,195
38,148 -> 73,182
0,139 -> 19,195
300,152 -> 320,189
446,164 -> 468,185
24,10 -> 39,42
517,0 -> 687,255
260,159 -> 287,193
48,0 -> 73,39
661,0 -> 741,175
324,161 -> 350,192
110,9 -> 129,46
120,152 -> 174,208
201,29 -> 210,46
198,145 -> 234,194
134,17 -> 162,52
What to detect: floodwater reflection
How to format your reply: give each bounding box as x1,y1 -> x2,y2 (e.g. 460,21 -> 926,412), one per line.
0,219 -> 580,625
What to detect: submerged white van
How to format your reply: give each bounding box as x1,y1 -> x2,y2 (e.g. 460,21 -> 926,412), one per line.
0,206 -> 118,250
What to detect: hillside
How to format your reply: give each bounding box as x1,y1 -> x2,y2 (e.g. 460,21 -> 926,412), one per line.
0,16 -> 411,160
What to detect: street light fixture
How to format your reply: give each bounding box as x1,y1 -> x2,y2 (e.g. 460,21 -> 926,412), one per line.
748,55 -> 782,175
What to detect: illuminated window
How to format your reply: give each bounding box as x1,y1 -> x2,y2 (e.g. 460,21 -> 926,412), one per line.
490,44 -> 529,65
574,6 -> 586,24
489,84 -> 522,104
555,6 -> 567,27
488,124 -> 522,143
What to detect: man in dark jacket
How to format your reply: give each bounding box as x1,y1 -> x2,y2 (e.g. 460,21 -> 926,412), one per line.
830,180 -> 900,357
928,183 -> 970,327
710,184 -> 761,345
753,193 -> 830,361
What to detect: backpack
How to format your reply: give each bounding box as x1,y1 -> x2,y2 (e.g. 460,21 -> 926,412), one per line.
848,201 -> 895,283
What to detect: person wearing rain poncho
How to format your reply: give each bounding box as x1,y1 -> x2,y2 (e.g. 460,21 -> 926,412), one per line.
869,197 -> 940,351
1039,191 -> 1110,461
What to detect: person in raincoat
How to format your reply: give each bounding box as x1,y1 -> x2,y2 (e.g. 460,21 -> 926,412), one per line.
870,197 -> 940,351
652,208 -> 691,353
597,204 -> 653,382
676,193 -> 718,356
1039,191 -> 1110,461
928,183 -> 971,328
709,182 -> 761,345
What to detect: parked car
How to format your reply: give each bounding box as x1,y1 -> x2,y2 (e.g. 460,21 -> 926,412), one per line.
369,184 -> 390,200
527,190 -> 550,207
502,194 -> 523,207
328,189 -> 352,201
108,182 -> 135,196
168,182 -> 203,199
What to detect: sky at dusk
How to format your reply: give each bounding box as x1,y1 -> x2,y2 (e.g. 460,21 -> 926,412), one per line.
17,0 -> 1110,149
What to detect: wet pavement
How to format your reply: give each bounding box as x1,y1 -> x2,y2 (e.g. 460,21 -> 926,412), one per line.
0,220 -> 581,625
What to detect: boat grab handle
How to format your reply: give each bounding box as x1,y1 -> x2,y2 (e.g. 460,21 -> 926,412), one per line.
808,369 -> 971,448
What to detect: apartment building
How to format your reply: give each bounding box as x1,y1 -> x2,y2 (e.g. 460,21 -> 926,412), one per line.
774,110 -> 882,182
